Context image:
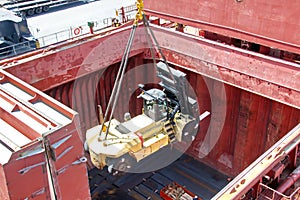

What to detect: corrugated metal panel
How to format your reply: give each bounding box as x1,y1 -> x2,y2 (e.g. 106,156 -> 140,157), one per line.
167,64 -> 299,176
46,56 -> 150,136
2,23 -> 298,178
45,57 -> 299,177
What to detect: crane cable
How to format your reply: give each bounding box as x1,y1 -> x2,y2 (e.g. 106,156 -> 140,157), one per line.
99,0 -> 144,139
141,13 -> 177,85
99,0 -> 178,140
142,14 -> 191,113
103,26 -> 137,139
99,26 -> 137,140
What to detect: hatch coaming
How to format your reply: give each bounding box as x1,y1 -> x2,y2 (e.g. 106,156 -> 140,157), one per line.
144,0 -> 300,55
41,56 -> 299,178
11,25 -> 295,177
0,15 -> 298,198
5,24 -> 295,177
0,69 -> 73,153
0,69 -> 90,199
3,25 -> 299,109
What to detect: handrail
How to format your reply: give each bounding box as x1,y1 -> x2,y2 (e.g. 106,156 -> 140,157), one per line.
0,4 -> 137,59
258,183 -> 300,200
212,124 -> 300,200
0,40 -> 34,59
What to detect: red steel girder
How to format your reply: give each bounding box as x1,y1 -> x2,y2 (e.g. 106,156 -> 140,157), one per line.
2,26 -> 147,91
3,25 -> 300,109
0,70 -> 90,199
0,165 -> 9,200
147,26 -> 300,109
144,0 -> 300,54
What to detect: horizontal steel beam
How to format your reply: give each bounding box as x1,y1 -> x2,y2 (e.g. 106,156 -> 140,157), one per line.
148,26 -> 300,109
3,25 -> 300,109
144,0 -> 300,54
211,123 -> 300,199
2,26 -> 148,91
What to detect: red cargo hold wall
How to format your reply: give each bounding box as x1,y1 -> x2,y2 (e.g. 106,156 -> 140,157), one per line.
5,26 -> 299,109
0,165 -> 9,200
45,58 -> 300,176
144,0 -> 300,54
3,25 -> 299,177
0,69 -> 90,200
45,55 -> 148,134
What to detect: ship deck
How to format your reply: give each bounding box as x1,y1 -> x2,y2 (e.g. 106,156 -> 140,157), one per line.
89,154 -> 229,200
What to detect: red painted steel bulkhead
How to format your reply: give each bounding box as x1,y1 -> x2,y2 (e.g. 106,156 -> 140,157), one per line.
0,70 -> 90,199
0,165 -> 9,200
2,23 -> 300,179
144,0 -> 300,54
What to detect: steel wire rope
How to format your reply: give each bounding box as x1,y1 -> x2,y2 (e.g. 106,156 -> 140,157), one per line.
100,4 -> 179,140
99,26 -> 137,138
142,14 -> 190,117
99,25 -> 135,136
142,14 -> 177,85
142,14 -> 157,70
104,26 -> 137,139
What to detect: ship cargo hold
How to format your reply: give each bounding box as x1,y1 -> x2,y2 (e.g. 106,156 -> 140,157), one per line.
0,0 -> 299,199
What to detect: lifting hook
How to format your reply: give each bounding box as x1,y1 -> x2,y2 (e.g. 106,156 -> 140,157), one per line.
134,0 -> 144,25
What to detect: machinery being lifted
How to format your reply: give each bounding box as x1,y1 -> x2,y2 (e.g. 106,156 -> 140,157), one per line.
0,0 -> 300,199
86,1 -> 203,173
86,61 -> 200,173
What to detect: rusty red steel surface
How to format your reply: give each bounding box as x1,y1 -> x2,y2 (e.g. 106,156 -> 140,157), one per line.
212,123 -> 300,200
175,66 -> 300,176
1,25 -> 300,177
3,26 -> 299,109
4,146 -> 49,199
277,165 -> 300,194
0,165 -> 9,200
0,70 -> 90,199
0,3 -> 298,199
42,57 -> 300,177
144,0 -> 300,54
1,26 -> 148,92
147,26 -> 300,109
44,56 -> 152,135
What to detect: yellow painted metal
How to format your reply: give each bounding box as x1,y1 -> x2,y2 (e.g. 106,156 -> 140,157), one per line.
134,0 -> 144,25
130,133 -> 169,162
86,111 -> 195,170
